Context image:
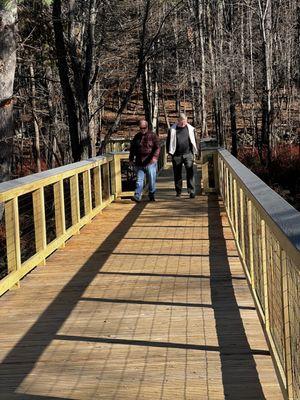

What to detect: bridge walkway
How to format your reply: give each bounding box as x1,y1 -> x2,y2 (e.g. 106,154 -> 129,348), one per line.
0,166 -> 282,399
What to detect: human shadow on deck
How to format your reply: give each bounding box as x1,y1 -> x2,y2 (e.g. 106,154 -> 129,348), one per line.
0,202 -> 147,398
208,194 -> 266,400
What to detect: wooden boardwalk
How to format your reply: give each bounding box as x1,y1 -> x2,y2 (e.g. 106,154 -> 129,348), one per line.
0,166 -> 282,400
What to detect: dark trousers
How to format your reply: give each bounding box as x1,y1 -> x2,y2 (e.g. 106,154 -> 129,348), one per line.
172,153 -> 195,194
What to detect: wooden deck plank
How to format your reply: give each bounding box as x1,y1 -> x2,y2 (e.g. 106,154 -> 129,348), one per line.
0,166 -> 282,399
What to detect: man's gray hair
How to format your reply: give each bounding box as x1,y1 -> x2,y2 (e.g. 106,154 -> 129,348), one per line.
178,113 -> 187,120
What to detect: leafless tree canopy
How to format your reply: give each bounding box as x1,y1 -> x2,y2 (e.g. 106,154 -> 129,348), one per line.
0,0 -> 299,178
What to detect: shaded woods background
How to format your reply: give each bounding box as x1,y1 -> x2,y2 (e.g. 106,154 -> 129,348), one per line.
0,0 -> 299,206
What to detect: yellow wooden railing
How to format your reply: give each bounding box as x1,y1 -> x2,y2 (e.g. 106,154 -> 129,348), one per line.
104,138 -> 131,153
217,149 -> 300,400
0,144 -> 166,297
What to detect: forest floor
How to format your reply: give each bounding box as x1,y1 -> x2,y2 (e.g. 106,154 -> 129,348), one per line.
102,98 -> 300,211
13,97 -> 300,211
101,98 -> 194,140
239,145 -> 300,211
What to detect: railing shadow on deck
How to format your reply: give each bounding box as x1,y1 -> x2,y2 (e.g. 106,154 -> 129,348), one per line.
208,193 -> 266,400
1,394 -> 71,399
0,202 -> 147,398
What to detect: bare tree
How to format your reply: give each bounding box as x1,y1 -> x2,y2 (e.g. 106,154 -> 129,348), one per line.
0,0 -> 17,182
258,0 -> 273,164
52,0 -> 98,161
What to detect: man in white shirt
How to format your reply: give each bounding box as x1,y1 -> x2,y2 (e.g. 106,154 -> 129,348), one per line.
166,113 -> 198,198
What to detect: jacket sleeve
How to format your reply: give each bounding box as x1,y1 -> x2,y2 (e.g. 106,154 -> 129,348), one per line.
129,135 -> 136,162
152,134 -> 160,162
166,129 -> 171,153
194,128 -> 199,154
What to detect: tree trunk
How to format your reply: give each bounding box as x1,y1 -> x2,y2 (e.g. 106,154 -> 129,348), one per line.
29,63 -> 41,172
152,78 -> 159,133
229,1 -> 238,157
142,61 -> 153,128
207,2 -> 218,138
173,12 -> 181,115
0,0 -> 17,182
197,0 -> 207,137
248,5 -> 256,145
52,0 -> 81,162
259,0 -> 273,165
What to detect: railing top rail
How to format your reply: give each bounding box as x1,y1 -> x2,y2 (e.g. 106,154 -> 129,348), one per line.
107,138 -> 131,142
108,151 -> 130,155
0,155 -> 113,203
218,148 -> 300,257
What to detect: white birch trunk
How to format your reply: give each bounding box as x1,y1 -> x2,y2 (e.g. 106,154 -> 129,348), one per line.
0,0 -> 17,182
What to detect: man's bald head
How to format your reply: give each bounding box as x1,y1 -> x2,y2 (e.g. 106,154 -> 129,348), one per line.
139,120 -> 148,131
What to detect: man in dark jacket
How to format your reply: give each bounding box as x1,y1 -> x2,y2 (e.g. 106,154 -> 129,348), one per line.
129,120 -> 160,202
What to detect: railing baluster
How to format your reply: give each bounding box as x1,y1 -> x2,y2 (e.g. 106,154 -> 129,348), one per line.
70,174 -> 80,228
54,180 -> 66,242
104,162 -> 111,199
33,188 -> 47,266
83,170 -> 92,216
5,198 -> 21,287
93,166 -> 102,207
225,167 -> 229,213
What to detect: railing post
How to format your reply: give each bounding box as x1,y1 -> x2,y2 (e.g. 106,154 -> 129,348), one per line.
213,152 -> 219,191
261,219 -> 269,329
202,161 -> 209,194
219,158 -> 224,197
5,198 -> 21,287
32,188 -> 47,266
112,155 -> 122,199
163,143 -> 168,168
247,199 -> 255,288
102,162 -> 111,201
93,165 -> 102,207
70,174 -> 80,229
281,250 -> 293,399
83,170 -> 92,216
54,180 -> 66,244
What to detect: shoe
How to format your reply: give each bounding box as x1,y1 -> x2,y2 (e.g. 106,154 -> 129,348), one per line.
176,192 -> 181,197
190,193 -> 195,199
131,195 -> 141,203
149,193 -> 155,201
